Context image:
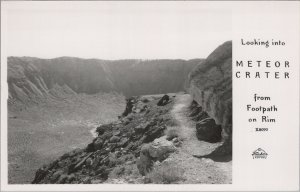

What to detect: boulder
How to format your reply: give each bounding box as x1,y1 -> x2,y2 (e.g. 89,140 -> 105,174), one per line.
189,105 -> 203,117
172,137 -> 181,147
57,174 -> 68,184
91,155 -> 102,169
132,101 -> 146,113
142,125 -> 166,143
137,136 -> 176,175
122,97 -> 137,117
117,137 -> 129,147
96,126 -> 105,135
101,132 -> 113,140
134,121 -> 154,134
112,130 -> 121,136
96,124 -> 111,135
148,136 -> 176,161
188,41 -> 232,155
141,97 -> 150,103
85,157 -> 93,167
157,95 -> 170,106
86,142 -> 95,152
50,170 -> 64,183
109,136 -> 120,143
106,143 -> 117,152
192,110 -> 209,122
196,118 -> 222,143
93,138 -> 104,150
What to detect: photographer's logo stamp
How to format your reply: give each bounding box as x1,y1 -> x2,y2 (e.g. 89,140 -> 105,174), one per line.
252,148 -> 268,159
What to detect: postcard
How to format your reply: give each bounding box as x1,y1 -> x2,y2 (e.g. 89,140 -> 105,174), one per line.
1,1 -> 299,191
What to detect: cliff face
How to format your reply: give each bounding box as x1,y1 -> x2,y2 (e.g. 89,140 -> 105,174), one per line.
188,41 -> 232,154
8,57 -> 201,108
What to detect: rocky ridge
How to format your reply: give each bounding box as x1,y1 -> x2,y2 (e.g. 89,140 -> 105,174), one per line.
32,94 -> 179,184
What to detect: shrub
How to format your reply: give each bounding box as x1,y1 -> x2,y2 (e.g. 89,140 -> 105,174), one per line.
165,126 -> 180,141
166,119 -> 178,127
110,166 -> 125,178
146,162 -> 184,184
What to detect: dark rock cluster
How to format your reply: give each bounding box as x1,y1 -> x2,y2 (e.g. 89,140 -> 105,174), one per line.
32,95 -> 175,184
189,101 -> 222,143
157,95 -> 170,106
195,118 -> 222,143
188,41 -> 232,156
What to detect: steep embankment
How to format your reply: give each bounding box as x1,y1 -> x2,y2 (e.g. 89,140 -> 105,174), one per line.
188,41 -> 232,156
8,57 -> 201,109
30,41 -> 232,184
8,92 -> 126,184
32,94 -> 178,184
31,92 -> 232,184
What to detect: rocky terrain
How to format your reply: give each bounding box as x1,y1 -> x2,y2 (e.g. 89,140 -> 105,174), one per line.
7,57 -> 201,183
32,94 -> 178,184
188,41 -> 232,157
31,41 -> 232,184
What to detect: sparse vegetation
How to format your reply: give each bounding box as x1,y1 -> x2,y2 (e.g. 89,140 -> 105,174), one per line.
146,162 -> 185,184
166,119 -> 179,127
110,166 -> 125,178
165,126 -> 180,141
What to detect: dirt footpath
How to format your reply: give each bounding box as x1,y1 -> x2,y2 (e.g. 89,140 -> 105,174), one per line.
168,94 -> 232,184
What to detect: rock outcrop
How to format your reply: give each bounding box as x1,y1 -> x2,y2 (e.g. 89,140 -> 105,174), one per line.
188,41 -> 232,155
32,94 -> 177,184
137,136 -> 176,175
157,95 -> 170,106
196,118 -> 222,143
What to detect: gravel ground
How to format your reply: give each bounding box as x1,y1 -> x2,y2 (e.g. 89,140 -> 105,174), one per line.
168,94 -> 232,184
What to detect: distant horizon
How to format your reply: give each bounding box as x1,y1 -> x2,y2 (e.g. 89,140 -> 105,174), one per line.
7,55 -> 205,61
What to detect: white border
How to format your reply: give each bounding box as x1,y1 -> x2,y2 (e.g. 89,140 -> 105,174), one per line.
1,1 -> 299,191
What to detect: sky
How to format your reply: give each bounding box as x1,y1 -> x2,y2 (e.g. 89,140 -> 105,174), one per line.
3,1 -> 231,60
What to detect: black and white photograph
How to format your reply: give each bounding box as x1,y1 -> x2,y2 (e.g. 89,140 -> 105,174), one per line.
4,2 -> 232,185
1,1 -> 299,191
